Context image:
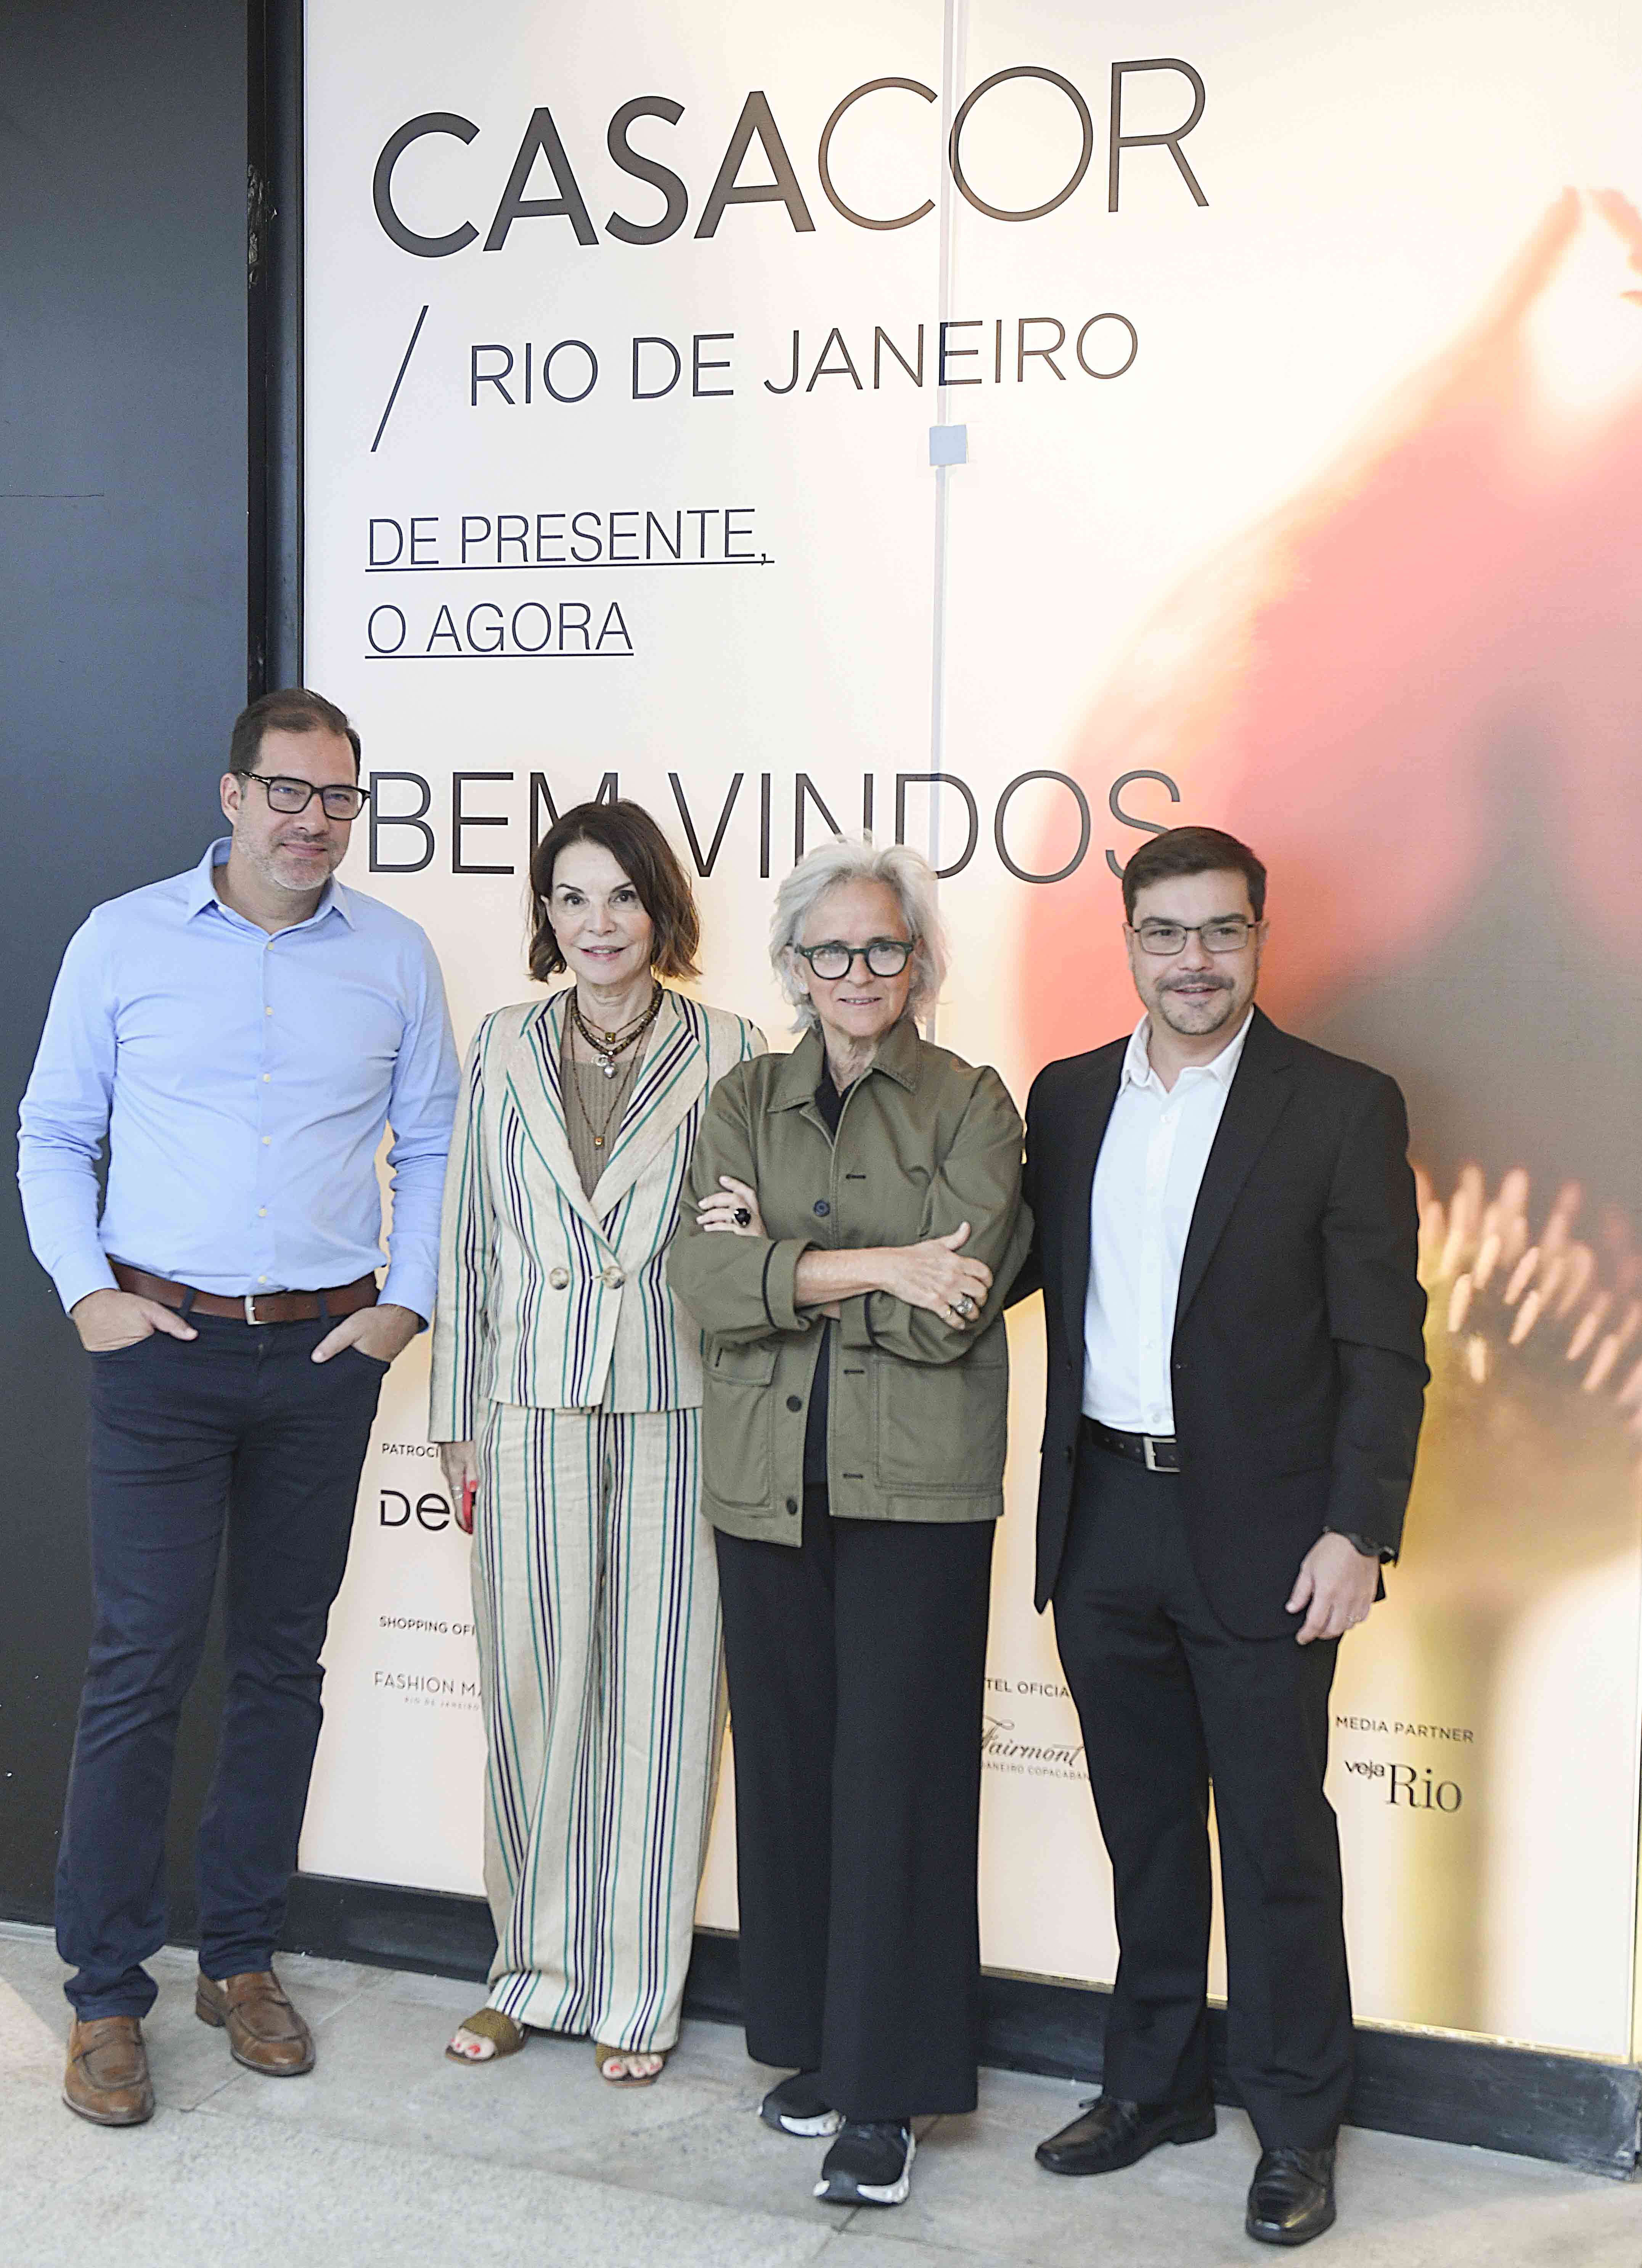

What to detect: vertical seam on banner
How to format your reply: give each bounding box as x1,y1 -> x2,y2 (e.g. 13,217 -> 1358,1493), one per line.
926,0 -> 968,1040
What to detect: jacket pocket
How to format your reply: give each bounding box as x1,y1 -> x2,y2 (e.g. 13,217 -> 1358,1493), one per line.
873,1340 -> 1007,1496
702,1339 -> 779,1509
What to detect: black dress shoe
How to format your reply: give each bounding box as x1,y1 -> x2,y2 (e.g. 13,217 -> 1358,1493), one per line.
1035,2088 -> 1216,2175
1246,2144 -> 1337,2246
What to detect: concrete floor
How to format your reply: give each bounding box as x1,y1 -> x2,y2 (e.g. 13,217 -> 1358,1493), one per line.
2,1922 -> 1637,2268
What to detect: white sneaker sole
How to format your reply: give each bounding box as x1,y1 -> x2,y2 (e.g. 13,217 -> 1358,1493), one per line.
814,2127 -> 915,2206
764,2104 -> 845,2138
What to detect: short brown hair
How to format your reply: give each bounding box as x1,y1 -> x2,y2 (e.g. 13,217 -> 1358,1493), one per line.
1121,825 -> 1267,923
528,800 -> 701,982
229,688 -> 361,777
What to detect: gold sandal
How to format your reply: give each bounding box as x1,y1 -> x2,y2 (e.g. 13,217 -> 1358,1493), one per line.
445,2008 -> 528,2064
593,2040 -> 668,2086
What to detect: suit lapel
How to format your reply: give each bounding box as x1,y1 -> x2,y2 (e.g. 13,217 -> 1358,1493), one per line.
1174,1009 -> 1297,1328
590,988 -> 708,1220
502,994 -> 607,1243
1058,1050 -> 1123,1367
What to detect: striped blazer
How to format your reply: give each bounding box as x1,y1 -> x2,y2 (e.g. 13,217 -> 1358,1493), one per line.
429,987 -> 764,1437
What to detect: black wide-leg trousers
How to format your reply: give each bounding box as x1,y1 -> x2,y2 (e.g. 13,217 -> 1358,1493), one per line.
1052,1440 -> 1351,2152
714,1488 -> 995,2121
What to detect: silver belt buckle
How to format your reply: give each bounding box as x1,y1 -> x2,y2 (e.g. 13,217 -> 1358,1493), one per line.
244,1293 -> 272,1325
1143,1434 -> 1178,1473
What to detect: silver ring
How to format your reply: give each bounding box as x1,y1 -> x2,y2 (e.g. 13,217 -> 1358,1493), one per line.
957,1293 -> 977,1317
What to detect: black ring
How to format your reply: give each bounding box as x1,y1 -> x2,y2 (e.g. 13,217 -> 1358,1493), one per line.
734,1206 -> 752,1227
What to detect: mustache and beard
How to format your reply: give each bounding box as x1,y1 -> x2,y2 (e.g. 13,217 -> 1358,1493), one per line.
1151,968 -> 1239,1034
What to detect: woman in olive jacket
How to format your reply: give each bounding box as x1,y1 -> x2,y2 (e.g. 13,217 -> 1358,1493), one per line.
667,835 -> 1029,2211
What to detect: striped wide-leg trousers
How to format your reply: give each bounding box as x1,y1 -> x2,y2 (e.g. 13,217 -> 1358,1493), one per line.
472,1402 -> 722,2050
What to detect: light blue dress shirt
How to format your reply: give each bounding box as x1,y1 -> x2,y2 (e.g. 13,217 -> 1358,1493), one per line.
18,839 -> 459,1321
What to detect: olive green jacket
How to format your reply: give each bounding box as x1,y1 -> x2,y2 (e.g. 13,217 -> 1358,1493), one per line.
666,1018 -> 1030,1543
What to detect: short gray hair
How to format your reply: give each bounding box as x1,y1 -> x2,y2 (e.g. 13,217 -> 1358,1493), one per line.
769,835 -> 949,1033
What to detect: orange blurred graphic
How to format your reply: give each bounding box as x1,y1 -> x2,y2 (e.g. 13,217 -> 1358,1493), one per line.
1024,188 -> 1642,2044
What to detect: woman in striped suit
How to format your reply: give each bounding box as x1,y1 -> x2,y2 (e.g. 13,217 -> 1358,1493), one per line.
431,800 -> 762,2082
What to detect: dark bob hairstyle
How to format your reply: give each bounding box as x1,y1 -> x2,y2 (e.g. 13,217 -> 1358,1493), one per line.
528,799 -> 701,983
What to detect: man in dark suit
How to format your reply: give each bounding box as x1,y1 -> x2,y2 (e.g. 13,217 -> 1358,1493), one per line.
1015,825 -> 1426,2246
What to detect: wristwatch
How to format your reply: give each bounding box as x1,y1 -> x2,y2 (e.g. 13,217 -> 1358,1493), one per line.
1325,1526 -> 1394,1563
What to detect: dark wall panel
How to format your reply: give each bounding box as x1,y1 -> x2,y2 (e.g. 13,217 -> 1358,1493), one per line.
0,0 -> 248,1925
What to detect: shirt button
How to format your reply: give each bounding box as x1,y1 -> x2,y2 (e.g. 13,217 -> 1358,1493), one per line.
262,1074 -> 271,1083
265,1008 -> 273,1017
258,1207 -> 267,1218
549,1266 -> 570,1291
786,1395 -> 802,1412
262,1136 -> 271,1146
813,1200 -> 831,1218
258,1274 -> 268,1284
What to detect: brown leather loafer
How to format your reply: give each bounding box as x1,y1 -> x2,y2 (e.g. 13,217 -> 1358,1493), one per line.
195,1967 -> 315,2076
63,2014 -> 154,2126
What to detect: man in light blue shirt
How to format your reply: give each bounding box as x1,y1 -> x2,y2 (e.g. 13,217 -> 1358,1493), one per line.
18,687 -> 458,2127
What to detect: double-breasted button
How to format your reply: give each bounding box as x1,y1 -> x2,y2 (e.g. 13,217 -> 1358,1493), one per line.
813,1199 -> 831,1217
601,1265 -> 625,1289
548,1266 -> 570,1291
785,1395 -> 803,1412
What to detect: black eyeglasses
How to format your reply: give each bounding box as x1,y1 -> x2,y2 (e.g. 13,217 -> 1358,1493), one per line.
235,770 -> 370,822
1132,917 -> 1255,956
792,938 -> 916,980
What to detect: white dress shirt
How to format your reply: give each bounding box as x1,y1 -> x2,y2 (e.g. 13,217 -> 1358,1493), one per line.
1083,1011 -> 1253,1433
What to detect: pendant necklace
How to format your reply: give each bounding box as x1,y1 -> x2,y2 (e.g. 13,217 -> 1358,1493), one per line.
571,985 -> 663,1081
568,986 -> 662,1150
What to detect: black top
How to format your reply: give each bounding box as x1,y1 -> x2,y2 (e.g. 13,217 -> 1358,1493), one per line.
801,1067 -> 846,1485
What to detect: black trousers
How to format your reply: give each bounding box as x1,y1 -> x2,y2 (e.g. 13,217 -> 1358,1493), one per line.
1052,1440 -> 1351,2151
56,1315 -> 383,2018
714,1488 -> 994,2121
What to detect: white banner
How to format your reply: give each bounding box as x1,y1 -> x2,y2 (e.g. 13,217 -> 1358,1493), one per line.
300,0 -> 1642,2057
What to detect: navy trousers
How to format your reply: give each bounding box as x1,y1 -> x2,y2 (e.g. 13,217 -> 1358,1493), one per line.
58,1313 -> 384,2018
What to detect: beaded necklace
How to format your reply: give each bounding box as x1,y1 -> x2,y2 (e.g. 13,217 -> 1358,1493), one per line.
566,985 -> 662,1153
570,984 -> 663,1077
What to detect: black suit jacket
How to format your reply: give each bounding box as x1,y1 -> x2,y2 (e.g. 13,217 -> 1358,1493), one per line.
1015,1008 -> 1428,1638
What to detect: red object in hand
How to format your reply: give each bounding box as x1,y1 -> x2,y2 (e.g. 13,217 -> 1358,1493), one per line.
459,1478 -> 476,1535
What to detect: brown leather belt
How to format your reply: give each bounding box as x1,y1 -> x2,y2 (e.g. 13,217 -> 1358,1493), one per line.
111,1262 -> 378,1327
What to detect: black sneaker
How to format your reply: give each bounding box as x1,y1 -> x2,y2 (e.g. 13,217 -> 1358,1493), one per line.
759,2070 -> 843,2138
814,2119 -> 916,2206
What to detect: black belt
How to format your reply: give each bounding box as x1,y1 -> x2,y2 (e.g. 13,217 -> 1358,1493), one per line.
1082,1416 -> 1181,1473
